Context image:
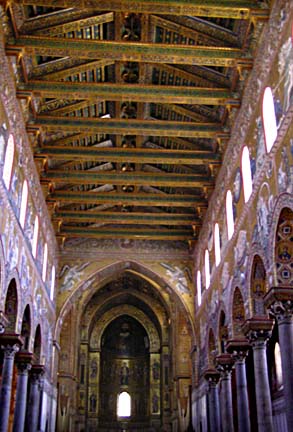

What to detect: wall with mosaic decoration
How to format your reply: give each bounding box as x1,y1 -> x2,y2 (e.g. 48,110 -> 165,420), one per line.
0,24 -> 58,431
192,2 -> 293,430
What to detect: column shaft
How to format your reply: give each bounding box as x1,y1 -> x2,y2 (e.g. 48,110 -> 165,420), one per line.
26,377 -> 41,431
235,360 -> 251,432
278,319 -> 293,431
13,363 -> 31,432
0,345 -> 19,432
220,373 -> 234,432
252,342 -> 273,432
208,383 -> 221,432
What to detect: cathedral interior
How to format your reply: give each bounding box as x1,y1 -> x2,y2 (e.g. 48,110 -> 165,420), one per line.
0,0 -> 292,431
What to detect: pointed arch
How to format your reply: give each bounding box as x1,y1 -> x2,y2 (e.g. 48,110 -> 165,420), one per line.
21,304 -> 31,350
208,328 -> 216,367
250,255 -> 266,315
232,287 -> 246,337
55,260 -> 196,342
34,324 -> 42,363
218,310 -> 228,354
4,278 -> 18,333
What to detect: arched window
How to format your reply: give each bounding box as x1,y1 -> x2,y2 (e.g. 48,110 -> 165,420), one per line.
241,146 -> 253,203
205,249 -> 210,289
274,342 -> 283,390
3,134 -> 15,190
226,190 -> 234,240
214,223 -> 221,267
32,216 -> 39,258
197,270 -> 202,306
50,265 -> 55,301
19,180 -> 28,228
117,392 -> 131,417
262,87 -> 277,153
42,243 -> 48,282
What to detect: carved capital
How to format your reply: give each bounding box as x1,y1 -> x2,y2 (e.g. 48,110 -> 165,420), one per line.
0,333 -> 23,358
30,364 -> 45,384
264,287 -> 293,324
242,317 -> 274,348
203,368 -> 220,387
15,351 -> 33,373
1,343 -> 20,358
226,338 -> 250,363
215,354 -> 234,378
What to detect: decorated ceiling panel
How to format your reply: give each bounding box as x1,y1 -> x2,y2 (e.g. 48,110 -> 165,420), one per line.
4,0 -> 269,246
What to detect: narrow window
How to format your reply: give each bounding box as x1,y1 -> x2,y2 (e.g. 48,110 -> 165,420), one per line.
214,223 -> 221,267
42,243 -> 48,282
241,146 -> 253,203
3,134 -> 15,190
205,249 -> 210,289
50,265 -> 55,301
226,190 -> 234,240
117,392 -> 131,417
274,342 -> 283,390
262,87 -> 277,153
32,216 -> 39,258
197,270 -> 202,306
19,180 -> 28,228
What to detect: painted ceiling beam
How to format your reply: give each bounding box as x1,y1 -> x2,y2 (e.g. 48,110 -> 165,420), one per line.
32,59 -> 113,80
7,36 -> 252,68
14,0 -> 269,20
41,170 -> 212,187
35,146 -> 221,165
27,116 -> 225,138
53,210 -> 199,226
47,191 -> 206,208
56,226 -> 195,241
32,12 -> 114,36
17,81 -> 240,106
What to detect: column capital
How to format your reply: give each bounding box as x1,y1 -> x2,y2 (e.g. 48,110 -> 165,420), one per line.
203,368 -> 221,387
30,364 -> 45,384
0,334 -> 23,358
226,338 -> 250,363
0,311 -> 9,334
215,353 -> 234,377
264,286 -> 293,324
242,317 -> 274,347
15,351 -> 33,373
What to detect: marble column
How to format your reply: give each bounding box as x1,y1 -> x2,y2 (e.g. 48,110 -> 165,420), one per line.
26,365 -> 45,432
12,352 -> 33,432
264,287 -> 293,432
243,318 -> 274,432
203,368 -> 221,432
226,339 -> 251,432
0,335 -> 22,432
216,353 -> 234,432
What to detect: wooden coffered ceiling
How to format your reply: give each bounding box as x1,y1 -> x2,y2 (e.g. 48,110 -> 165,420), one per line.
5,0 -> 269,245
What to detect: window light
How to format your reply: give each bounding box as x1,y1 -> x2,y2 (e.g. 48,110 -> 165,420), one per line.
32,216 -> 39,258
19,180 -> 28,228
3,134 -> 15,190
50,265 -> 55,301
214,223 -> 221,267
262,87 -> 277,153
42,243 -> 48,282
226,190 -> 234,240
197,270 -> 202,306
241,146 -> 253,203
117,392 -> 131,417
205,249 -> 210,289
